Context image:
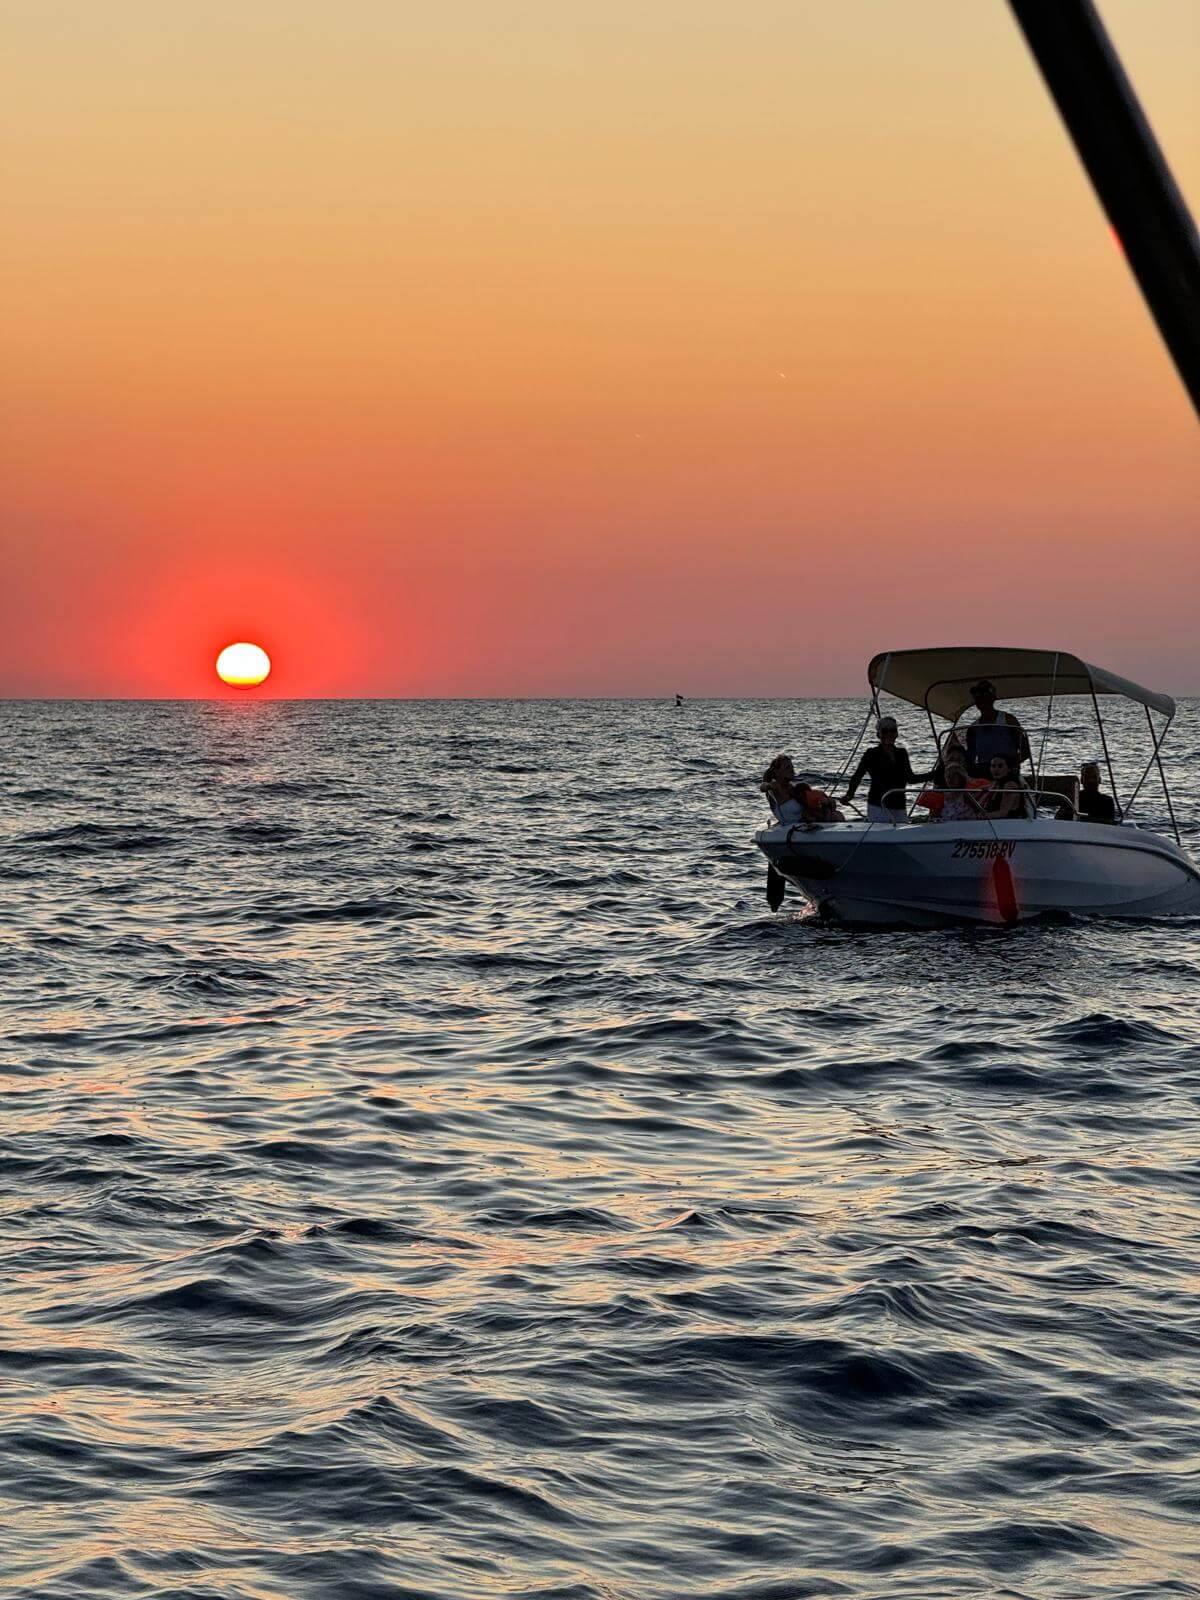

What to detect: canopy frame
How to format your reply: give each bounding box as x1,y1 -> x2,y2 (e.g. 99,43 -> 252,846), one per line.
866,647 -> 1180,843
867,647 -> 1174,721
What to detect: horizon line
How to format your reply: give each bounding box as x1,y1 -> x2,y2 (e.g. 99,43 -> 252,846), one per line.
2,690 -> 1198,705
0,691 -> 871,704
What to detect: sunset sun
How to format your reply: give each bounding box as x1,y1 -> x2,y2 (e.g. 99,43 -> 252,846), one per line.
216,641 -> 271,688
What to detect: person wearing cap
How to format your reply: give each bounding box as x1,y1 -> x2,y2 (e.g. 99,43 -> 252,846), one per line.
964,679 -> 1031,779
843,717 -> 924,823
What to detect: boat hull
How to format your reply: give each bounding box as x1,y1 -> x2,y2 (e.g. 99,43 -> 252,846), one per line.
755,818 -> 1200,926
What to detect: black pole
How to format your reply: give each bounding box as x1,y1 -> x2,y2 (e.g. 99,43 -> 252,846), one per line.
1008,0 -> 1200,418
1145,704 -> 1181,846
1089,681 -> 1122,819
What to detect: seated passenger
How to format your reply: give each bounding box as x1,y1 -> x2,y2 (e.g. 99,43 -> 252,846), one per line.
761,754 -> 805,823
983,754 -> 1033,820
842,716 -> 924,823
761,756 -> 844,824
937,756 -> 987,822
1077,762 -> 1118,824
926,730 -> 968,794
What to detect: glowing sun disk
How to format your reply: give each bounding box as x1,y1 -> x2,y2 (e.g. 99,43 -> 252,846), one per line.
216,641 -> 271,687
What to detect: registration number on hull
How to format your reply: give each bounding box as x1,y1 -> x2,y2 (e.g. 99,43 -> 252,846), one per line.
951,840 -> 1016,860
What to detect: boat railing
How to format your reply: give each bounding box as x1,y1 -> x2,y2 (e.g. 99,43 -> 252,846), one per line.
877,785 -> 1088,820
785,785 -> 1135,830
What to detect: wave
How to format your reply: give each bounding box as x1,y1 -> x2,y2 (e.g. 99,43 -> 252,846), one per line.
17,822 -> 175,854
3,696 -> 1200,1600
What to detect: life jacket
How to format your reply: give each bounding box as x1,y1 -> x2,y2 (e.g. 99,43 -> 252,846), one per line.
919,778 -> 987,814
795,785 -> 837,822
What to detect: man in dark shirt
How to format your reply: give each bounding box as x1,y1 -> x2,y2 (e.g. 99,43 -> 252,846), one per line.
843,717 -> 923,822
1078,762 -> 1118,823
965,679 -> 1032,778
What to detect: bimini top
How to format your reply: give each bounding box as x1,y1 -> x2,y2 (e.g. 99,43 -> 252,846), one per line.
867,647 -> 1175,720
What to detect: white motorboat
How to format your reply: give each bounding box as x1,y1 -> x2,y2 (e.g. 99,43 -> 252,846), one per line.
756,647 -> 1200,926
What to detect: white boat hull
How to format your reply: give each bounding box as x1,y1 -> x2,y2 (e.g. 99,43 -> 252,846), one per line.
756,817 -> 1200,926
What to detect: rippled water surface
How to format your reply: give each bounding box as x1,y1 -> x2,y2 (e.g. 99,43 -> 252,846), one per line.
3,696 -> 1200,1600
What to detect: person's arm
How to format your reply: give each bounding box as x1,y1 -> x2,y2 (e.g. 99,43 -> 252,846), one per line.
899,749 -> 922,785
843,752 -> 870,801
993,781 -> 1022,819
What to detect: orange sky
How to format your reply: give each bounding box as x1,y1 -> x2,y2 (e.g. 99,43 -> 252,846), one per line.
2,0 -> 1197,697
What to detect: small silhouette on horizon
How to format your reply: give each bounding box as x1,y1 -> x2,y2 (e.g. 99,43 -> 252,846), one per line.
675,693 -> 684,707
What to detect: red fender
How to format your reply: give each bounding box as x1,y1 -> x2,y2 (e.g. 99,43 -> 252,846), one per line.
992,854 -> 1020,924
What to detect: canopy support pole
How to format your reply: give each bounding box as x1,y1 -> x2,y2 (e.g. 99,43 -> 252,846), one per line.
1123,744 -> 1157,819
1146,704 -> 1181,845
1089,682 -> 1121,818
832,703 -> 874,795
1124,706 -> 1171,818
832,656 -> 889,795
870,653 -> 890,721
1036,652 -> 1060,789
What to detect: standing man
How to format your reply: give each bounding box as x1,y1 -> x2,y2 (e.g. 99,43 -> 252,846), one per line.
965,679 -> 1031,779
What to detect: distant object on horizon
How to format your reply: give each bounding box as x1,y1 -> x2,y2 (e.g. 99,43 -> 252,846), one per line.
675,693 -> 684,707
216,642 -> 272,688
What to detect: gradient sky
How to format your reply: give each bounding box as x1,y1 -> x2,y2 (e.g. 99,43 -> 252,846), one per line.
2,0 -> 1197,697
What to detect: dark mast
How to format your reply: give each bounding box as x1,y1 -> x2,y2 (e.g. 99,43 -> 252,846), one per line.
1008,0 -> 1200,418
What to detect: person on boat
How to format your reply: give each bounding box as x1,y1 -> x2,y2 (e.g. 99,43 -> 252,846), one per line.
926,730 -> 968,791
842,717 -> 923,823
761,756 -> 843,824
1077,761 -> 1118,823
965,680 -> 1031,778
761,755 -> 805,822
983,754 -> 1033,820
935,754 -> 988,822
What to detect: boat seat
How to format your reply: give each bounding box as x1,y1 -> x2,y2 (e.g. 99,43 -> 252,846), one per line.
1039,774 -> 1079,817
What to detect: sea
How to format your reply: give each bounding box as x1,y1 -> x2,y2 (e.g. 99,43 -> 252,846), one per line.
2,696 -> 1200,1600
